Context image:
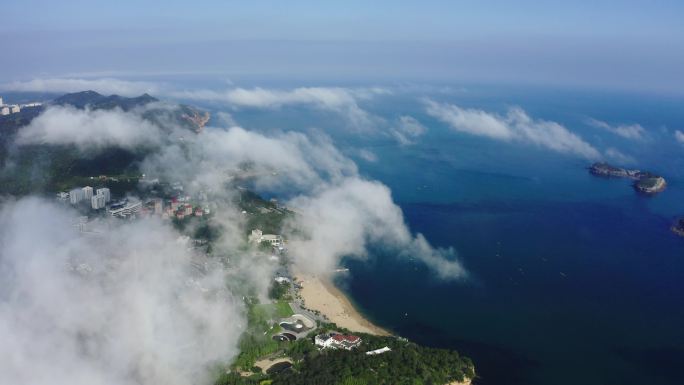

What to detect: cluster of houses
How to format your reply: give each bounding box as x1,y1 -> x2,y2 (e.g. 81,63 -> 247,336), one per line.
162,196 -> 210,220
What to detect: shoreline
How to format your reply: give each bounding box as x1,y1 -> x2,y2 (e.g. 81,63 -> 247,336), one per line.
294,270 -> 391,336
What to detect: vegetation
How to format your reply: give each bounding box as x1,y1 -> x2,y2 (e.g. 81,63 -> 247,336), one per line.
268,281 -> 291,301
274,334 -> 474,385
232,300 -> 294,371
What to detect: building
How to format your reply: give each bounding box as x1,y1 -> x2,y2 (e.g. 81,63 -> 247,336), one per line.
56,192 -> 69,202
153,198 -> 163,215
96,188 -> 111,202
184,204 -> 193,216
0,107 -> 9,116
10,105 -> 20,114
249,229 -> 283,247
91,194 -> 106,209
69,188 -> 85,204
194,207 -> 203,217
0,96 -> 3,106
108,200 -> 142,218
82,186 -> 93,200
314,333 -> 362,350
365,346 -> 391,355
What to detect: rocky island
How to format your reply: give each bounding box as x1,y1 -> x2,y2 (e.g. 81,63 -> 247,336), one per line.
672,218 -> 684,237
589,162 -> 666,194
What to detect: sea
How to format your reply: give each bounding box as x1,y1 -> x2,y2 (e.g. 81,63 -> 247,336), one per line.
333,87 -> 684,385
216,82 -> 684,385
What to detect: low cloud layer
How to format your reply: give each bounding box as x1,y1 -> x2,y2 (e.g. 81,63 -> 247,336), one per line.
390,116 -> 427,145
174,86 -> 386,130
587,118 -> 646,140
426,100 -> 601,159
675,130 -> 684,144
285,178 -> 465,279
16,105 -> 166,150
138,124 -> 465,280
0,198 -> 243,385
1,78 -> 161,97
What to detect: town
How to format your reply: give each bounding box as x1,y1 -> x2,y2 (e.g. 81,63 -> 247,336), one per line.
0,95 -> 42,116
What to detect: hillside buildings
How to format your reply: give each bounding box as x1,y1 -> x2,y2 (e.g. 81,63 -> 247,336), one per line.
0,96 -> 42,116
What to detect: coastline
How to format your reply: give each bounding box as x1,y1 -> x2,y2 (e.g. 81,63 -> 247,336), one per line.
294,270 -> 391,336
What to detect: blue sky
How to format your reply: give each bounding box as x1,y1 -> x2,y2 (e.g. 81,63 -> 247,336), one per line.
2,1 -> 683,93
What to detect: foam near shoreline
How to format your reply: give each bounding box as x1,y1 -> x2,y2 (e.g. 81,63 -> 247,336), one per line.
294,271 -> 390,336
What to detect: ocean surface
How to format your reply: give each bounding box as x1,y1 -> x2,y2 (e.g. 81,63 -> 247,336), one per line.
325,88 -> 684,385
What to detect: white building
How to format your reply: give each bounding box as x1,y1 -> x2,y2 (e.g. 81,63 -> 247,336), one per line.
249,229 -> 283,247
314,333 -> 362,350
0,96 -> 3,106
69,188 -> 84,204
0,107 -> 8,116
108,200 -> 142,218
96,188 -> 111,202
82,186 -> 93,200
366,346 -> 391,356
10,105 -> 20,114
91,194 -> 106,210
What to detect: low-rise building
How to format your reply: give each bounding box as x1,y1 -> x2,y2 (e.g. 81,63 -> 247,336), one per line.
108,200 -> 142,218
314,333 -> 362,350
249,229 -> 284,247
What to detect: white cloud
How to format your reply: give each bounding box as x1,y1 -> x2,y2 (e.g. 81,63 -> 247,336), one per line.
1,78 -> 161,97
587,118 -> 645,140
605,147 -> 635,164
675,130 -> 684,144
139,125 -> 464,280
426,100 -> 601,159
390,116 -> 427,145
173,86 -> 384,130
285,178 -> 466,280
0,198 -> 243,385
16,105 -> 166,150
356,149 -> 378,162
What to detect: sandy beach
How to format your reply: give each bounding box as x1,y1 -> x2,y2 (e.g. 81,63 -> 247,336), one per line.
294,271 -> 390,336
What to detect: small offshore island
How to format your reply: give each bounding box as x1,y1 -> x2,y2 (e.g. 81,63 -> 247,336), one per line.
672,218 -> 684,238
589,162 -> 666,194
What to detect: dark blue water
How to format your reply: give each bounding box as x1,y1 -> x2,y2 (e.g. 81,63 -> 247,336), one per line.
195,83 -> 684,385
326,89 -> 684,385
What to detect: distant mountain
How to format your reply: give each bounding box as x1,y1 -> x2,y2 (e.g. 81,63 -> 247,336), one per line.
0,91 -> 210,195
53,90 -> 158,111
52,91 -> 209,133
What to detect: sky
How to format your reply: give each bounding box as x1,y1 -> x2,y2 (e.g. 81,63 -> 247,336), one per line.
2,0 -> 683,93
